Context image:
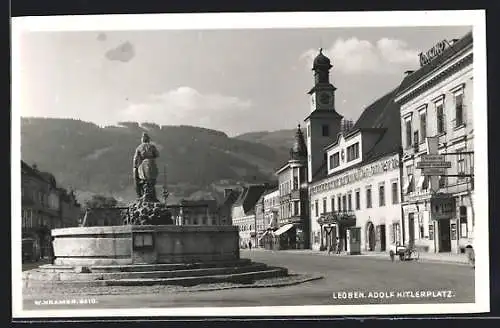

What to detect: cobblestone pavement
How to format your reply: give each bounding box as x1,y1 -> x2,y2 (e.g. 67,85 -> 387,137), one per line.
22,250 -> 474,310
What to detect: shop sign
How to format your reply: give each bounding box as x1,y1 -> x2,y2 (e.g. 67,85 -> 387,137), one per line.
419,40 -> 449,67
310,156 -> 399,195
431,198 -> 455,220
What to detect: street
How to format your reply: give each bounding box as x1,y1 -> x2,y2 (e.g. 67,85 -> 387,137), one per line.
22,250 -> 474,310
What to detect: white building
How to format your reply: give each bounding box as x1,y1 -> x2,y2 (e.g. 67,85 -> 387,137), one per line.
395,31 -> 474,254
304,48 -> 404,253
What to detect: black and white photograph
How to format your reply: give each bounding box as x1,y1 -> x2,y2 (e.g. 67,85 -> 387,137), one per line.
11,10 -> 489,318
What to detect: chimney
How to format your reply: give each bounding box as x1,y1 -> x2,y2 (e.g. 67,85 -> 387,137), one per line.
224,189 -> 233,198
404,70 -> 415,77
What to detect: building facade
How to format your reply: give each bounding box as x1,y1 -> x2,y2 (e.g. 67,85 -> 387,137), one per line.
255,188 -> 280,248
21,161 -> 81,260
231,184 -> 269,248
275,126 -> 310,249
177,199 -> 220,226
395,32 -> 474,254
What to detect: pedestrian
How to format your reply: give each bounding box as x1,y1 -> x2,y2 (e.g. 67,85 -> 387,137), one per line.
336,237 -> 341,254
248,241 -> 252,250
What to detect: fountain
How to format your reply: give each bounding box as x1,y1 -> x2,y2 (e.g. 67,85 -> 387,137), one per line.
23,133 -> 288,288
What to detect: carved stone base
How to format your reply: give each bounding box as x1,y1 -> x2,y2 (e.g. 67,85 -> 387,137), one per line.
124,200 -> 173,226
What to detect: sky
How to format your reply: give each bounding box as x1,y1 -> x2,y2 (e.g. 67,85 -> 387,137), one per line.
19,25 -> 471,136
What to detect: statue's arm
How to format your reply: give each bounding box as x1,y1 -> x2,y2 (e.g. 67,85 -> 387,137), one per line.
133,147 -> 141,169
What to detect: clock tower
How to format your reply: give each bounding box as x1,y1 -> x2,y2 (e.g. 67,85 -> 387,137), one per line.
305,48 -> 343,182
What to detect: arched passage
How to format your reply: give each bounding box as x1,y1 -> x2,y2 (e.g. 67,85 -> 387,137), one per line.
366,221 -> 376,251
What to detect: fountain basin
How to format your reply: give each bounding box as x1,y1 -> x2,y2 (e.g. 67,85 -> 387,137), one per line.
51,225 -> 240,266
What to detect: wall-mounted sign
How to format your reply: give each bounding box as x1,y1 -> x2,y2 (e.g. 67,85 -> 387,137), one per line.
310,156 -> 399,195
419,40 -> 449,67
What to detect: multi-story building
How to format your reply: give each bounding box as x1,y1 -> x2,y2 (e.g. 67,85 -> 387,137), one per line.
395,31 -> 474,254
305,49 -> 403,253
178,199 -> 219,226
274,125 -> 310,250
21,161 -> 81,260
231,184 -> 269,248
257,188 -> 280,248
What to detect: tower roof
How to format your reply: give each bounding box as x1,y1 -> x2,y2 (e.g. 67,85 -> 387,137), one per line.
312,48 -> 332,70
290,124 -> 307,159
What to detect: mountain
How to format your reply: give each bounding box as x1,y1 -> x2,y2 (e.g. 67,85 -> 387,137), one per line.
235,128 -> 305,152
20,118 -> 289,203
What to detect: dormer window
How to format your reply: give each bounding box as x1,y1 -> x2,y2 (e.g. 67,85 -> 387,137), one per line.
346,142 -> 360,162
329,152 -> 340,169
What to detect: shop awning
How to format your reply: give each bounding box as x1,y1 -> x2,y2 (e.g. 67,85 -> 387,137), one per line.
273,223 -> 294,236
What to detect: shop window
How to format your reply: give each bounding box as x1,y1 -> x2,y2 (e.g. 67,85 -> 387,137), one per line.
392,223 -> 400,244
429,224 -> 434,240
459,206 -> 468,238
451,223 -> 457,240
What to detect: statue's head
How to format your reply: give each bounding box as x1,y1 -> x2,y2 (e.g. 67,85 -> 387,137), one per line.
141,132 -> 151,143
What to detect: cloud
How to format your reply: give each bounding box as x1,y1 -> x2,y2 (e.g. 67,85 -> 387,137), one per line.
121,87 -> 252,130
105,41 -> 135,63
301,37 -> 419,74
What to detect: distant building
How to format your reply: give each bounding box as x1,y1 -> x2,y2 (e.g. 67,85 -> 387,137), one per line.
217,188 -> 242,226
274,125 -> 310,250
21,161 -> 81,261
257,188 -> 280,248
395,31 -> 474,254
231,184 -> 270,248
177,199 -> 219,226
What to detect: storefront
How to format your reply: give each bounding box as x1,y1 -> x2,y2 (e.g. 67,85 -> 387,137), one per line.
317,213 -> 356,252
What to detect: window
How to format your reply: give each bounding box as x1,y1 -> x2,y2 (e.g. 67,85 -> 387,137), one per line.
459,206 -> 468,238
337,196 -> 342,211
392,223 -> 400,244
322,198 -> 327,214
429,224 -> 434,240
457,149 -> 466,179
342,195 -> 347,212
413,130 -> 419,147
293,176 -> 299,190
420,111 -> 427,141
405,119 -> 412,149
436,102 -> 445,134
347,193 -> 352,211
455,92 -> 464,126
346,143 -> 360,162
294,201 -> 300,216
355,190 -> 360,210
404,165 -> 415,194
439,176 -> 447,188
379,184 -> 385,207
315,200 -> 319,217
418,214 -> 424,239
392,182 -> 399,204
322,124 -> 329,137
330,197 -> 335,212
330,153 -> 340,169
366,187 -> 372,208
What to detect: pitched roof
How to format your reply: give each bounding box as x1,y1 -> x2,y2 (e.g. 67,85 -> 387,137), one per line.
233,184 -> 269,214
312,87 -> 401,182
397,31 -> 472,97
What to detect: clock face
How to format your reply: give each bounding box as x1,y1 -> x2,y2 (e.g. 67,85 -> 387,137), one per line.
319,92 -> 331,105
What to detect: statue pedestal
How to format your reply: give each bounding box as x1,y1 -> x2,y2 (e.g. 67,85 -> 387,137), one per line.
125,200 -> 173,226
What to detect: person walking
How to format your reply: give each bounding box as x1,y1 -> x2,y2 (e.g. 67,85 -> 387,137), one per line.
248,241 -> 252,250
336,237 -> 341,254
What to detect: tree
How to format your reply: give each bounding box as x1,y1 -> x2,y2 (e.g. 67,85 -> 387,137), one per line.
84,194 -> 118,209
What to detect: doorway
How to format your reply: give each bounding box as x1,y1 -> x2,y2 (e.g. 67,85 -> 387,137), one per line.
408,213 -> 415,247
438,219 -> 451,252
367,222 -> 375,251
379,224 -> 387,251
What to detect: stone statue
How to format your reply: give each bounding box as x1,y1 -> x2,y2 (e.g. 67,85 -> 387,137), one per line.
133,132 -> 159,202
124,132 -> 173,226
